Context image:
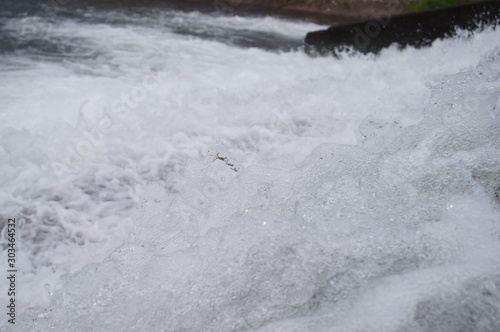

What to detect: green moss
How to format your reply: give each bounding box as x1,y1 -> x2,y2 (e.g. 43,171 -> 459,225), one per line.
405,0 -> 469,12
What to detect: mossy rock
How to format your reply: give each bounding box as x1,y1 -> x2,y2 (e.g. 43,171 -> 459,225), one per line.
405,0 -> 470,12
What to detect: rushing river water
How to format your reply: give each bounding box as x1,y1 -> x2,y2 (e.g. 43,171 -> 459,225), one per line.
1,0 -> 500,331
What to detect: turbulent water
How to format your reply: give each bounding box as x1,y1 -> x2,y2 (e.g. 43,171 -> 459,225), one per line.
1,0 -> 500,331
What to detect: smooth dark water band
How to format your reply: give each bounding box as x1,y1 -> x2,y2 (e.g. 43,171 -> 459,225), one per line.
305,0 -> 500,54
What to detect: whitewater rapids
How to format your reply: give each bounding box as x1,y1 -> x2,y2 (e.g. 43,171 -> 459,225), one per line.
0,1 -> 499,331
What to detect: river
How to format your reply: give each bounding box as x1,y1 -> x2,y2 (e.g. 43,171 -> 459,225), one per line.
1,1 -> 499,331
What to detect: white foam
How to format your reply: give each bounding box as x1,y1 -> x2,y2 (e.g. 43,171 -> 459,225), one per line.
0,6 -> 499,331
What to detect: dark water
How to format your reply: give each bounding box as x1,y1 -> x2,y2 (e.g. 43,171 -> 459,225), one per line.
0,0 -> 305,56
